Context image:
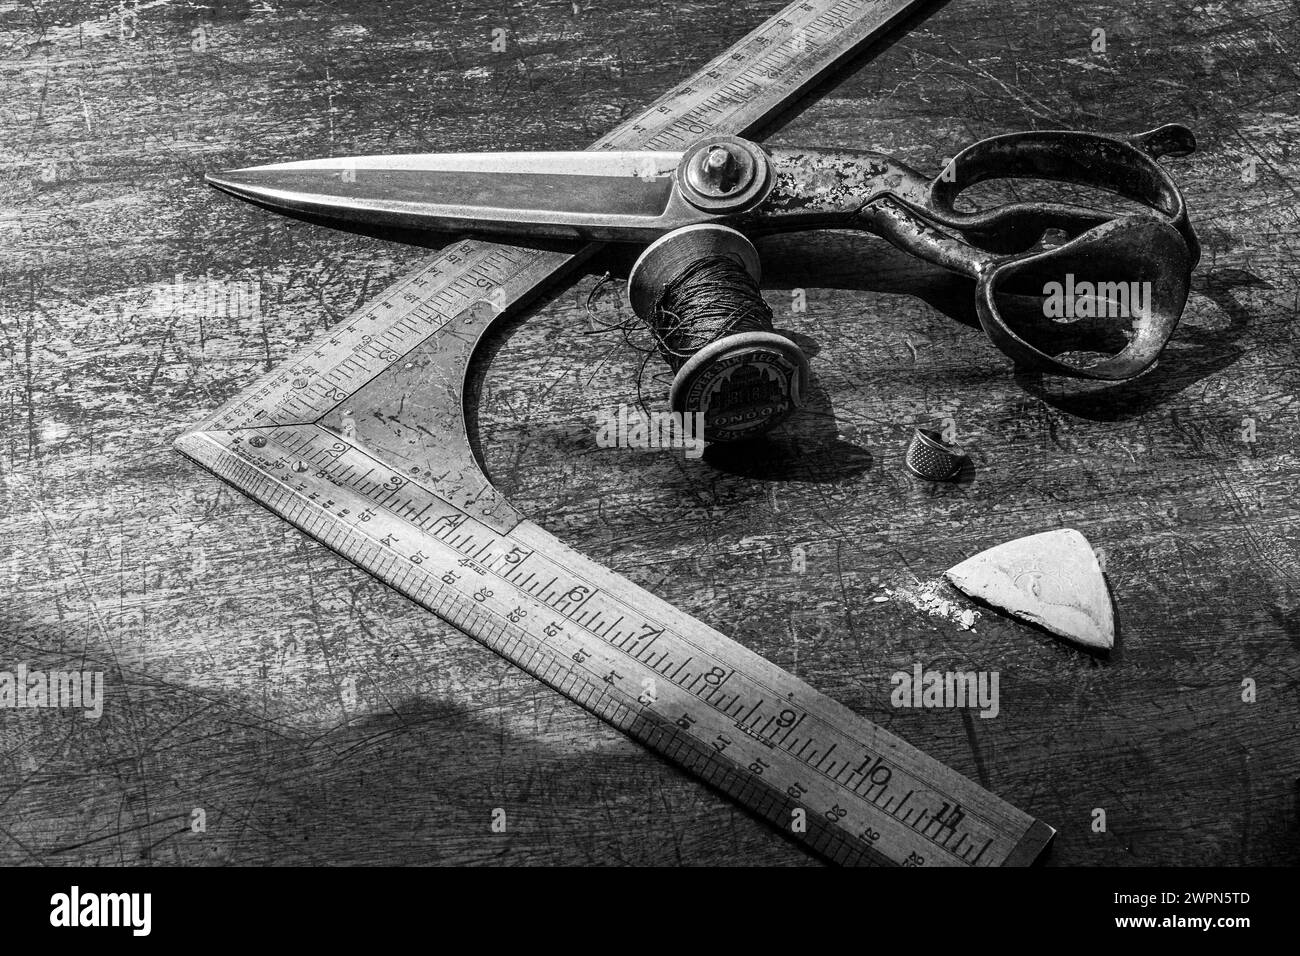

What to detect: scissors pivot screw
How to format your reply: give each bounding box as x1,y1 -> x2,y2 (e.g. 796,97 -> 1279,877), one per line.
678,136 -> 772,212
699,146 -> 740,190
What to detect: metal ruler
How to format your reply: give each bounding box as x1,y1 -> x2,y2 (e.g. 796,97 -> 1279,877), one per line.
179,0 -> 1055,866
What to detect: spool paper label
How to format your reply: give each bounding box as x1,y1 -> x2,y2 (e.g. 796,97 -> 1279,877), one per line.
686,347 -> 803,441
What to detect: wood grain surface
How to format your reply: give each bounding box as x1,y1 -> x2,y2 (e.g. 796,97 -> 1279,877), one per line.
1,0 -> 1297,866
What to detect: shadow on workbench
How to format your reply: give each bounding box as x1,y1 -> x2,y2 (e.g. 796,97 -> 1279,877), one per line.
0,620 -> 812,866
329,216 -> 1262,489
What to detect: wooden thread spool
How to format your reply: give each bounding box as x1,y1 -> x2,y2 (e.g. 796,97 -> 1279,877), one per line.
627,224 -> 808,442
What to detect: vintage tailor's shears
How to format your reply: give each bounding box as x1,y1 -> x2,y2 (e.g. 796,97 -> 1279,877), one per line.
207,123 -> 1199,382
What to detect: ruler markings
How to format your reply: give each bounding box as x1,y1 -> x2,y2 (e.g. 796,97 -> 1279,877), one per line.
178,0 -> 1054,866
190,0 -> 926,435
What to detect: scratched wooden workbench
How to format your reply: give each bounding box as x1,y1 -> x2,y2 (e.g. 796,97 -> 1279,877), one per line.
1,0 -> 1297,866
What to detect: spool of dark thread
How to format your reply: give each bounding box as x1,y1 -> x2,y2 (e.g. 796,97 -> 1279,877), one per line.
627,224 -> 809,442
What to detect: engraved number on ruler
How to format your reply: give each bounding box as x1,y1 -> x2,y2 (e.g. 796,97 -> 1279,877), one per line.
209,422 -> 1025,867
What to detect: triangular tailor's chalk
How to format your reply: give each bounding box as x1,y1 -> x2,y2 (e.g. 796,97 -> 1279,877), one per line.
944,529 -> 1114,650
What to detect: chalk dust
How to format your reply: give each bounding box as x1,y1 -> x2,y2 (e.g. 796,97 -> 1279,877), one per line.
876,579 -> 980,631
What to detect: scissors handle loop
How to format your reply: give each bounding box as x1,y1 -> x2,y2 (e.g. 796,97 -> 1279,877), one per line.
747,125 -> 1199,380
920,125 -> 1199,263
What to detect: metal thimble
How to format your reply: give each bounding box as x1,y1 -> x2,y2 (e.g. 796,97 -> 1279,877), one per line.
905,428 -> 965,481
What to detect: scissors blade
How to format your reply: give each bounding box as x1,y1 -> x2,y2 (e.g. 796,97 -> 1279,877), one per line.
205,150 -> 688,241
